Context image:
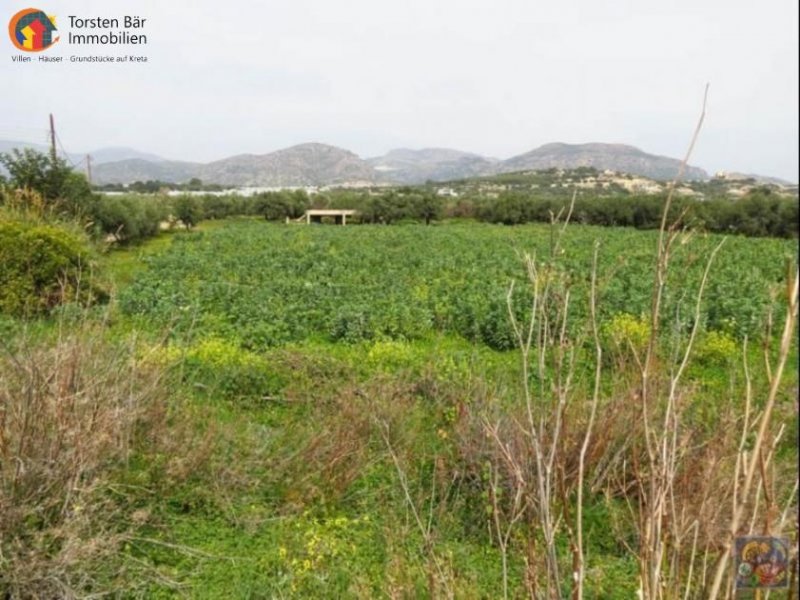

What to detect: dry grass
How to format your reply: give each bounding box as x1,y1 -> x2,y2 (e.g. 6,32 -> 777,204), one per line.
0,320 -> 172,598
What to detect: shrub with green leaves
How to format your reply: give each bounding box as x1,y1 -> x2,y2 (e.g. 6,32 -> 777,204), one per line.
0,220 -> 107,317
173,195 -> 204,229
88,194 -> 168,243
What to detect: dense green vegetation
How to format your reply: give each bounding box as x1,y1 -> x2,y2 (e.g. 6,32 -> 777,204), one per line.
119,220 -> 795,349
0,219 -> 106,316
0,148 -> 93,214
473,189 -> 798,237
97,185 -> 798,238
95,177 -> 227,193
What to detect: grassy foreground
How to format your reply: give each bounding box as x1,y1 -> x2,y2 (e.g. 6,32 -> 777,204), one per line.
1,219 -> 797,598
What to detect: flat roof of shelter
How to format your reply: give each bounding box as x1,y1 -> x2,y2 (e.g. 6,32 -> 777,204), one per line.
305,209 -> 357,216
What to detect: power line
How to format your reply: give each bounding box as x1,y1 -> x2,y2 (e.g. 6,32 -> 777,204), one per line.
2,117 -> 84,171
54,130 -> 82,169
49,114 -> 57,163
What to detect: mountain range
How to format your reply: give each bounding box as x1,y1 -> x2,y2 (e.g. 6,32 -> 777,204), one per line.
94,142 -> 713,186
3,138 -> 785,186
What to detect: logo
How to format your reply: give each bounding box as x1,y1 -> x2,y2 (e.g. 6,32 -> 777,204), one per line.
735,536 -> 790,589
8,8 -> 59,52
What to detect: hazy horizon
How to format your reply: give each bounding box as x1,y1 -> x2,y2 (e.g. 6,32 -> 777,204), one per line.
2,0 -> 798,180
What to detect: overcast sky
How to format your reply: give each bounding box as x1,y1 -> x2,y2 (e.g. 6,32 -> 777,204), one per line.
2,0 -> 798,180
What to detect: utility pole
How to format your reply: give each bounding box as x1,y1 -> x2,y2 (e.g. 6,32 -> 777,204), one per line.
85,154 -> 92,185
49,113 -> 57,163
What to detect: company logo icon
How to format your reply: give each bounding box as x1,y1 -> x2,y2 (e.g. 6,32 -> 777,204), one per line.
735,537 -> 790,589
8,8 -> 59,52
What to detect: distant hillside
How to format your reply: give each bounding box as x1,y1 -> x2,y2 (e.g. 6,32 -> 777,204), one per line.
0,140 -> 49,156
368,142 -> 710,184
714,171 -> 796,186
91,143 -> 376,186
202,143 -> 376,187
92,159 -> 201,184
89,147 -> 165,164
499,142 -> 709,181
368,148 -> 497,184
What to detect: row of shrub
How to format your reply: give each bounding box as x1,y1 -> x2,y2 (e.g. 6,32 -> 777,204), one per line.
83,186 -> 798,243
74,188 -> 443,243
473,190 -> 798,237
137,188 -> 445,226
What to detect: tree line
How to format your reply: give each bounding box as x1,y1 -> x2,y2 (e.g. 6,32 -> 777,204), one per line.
472,190 -> 798,237
1,148 -> 796,246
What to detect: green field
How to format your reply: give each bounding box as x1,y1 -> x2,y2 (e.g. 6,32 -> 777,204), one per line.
3,218 -> 798,598
117,220 -> 795,348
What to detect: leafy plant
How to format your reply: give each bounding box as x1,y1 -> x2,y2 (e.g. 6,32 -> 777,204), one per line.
0,219 -> 107,316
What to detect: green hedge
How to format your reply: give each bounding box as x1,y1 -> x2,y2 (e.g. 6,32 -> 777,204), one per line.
475,190 -> 798,237
0,220 -> 107,317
